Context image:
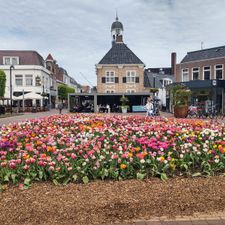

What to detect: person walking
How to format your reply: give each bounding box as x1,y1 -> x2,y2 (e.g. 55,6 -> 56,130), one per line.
145,98 -> 154,117
58,103 -> 63,114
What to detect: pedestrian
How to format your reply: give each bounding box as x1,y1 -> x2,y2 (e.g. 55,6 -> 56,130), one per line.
145,98 -> 154,117
58,103 -> 63,114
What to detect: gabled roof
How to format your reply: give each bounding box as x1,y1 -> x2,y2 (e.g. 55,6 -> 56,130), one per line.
0,50 -> 45,66
145,67 -> 172,75
98,43 -> 144,65
144,71 -> 175,88
181,45 -> 225,63
46,53 -> 54,61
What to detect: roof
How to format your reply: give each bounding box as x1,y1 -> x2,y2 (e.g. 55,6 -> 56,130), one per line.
181,45 -> 225,63
98,43 -> 144,65
46,53 -> 54,61
111,15 -> 124,31
0,50 -> 45,66
144,71 -> 175,88
145,67 -> 172,75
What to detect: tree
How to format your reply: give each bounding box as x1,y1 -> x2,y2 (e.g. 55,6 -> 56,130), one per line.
0,70 -> 6,99
58,84 -> 75,102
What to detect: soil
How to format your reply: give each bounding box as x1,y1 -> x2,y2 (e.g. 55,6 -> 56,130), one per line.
1,177 -> 225,225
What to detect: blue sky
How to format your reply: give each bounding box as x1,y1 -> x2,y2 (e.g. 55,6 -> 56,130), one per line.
1,0 -> 225,86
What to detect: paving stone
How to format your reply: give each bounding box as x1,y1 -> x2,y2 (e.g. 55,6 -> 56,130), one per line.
207,220 -> 224,225
161,221 -> 179,225
145,222 -> 162,225
177,221 -> 193,225
191,221 -> 207,225
135,221 -> 147,225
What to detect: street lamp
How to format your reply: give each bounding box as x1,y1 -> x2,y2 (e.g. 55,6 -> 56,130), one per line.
10,65 -> 15,114
153,74 -> 156,97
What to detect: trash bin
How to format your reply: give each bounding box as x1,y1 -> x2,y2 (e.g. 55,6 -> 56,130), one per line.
32,106 -> 37,113
0,105 -> 5,115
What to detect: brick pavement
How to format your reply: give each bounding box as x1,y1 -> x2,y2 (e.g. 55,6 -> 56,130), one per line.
109,212 -> 225,224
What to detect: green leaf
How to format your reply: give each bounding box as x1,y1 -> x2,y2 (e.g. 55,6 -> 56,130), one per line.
38,171 -> 43,180
182,164 -> 188,171
63,177 -> 71,185
72,174 -> 78,181
192,172 -> 201,177
11,174 -> 17,184
82,176 -> 89,184
4,174 -> 10,182
160,173 -> 168,181
24,178 -> 31,186
53,179 -> 60,186
137,172 -> 145,180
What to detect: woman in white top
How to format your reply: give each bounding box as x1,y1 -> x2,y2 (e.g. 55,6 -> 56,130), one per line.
145,100 -> 154,117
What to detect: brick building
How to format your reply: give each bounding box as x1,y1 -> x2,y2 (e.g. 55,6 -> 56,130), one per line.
175,46 -> 225,113
96,15 -> 146,94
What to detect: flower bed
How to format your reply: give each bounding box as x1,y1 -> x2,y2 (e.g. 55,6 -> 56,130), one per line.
0,114 -> 225,189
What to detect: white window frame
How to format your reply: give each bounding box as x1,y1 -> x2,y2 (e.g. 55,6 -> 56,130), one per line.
25,74 -> 33,86
182,68 -> 189,82
192,67 -> 200,80
3,56 -> 19,65
203,66 -> 211,80
214,64 -> 223,80
105,90 -> 115,93
15,74 -> 23,86
162,79 -> 172,87
126,89 -> 136,93
105,71 -> 115,83
126,71 -> 136,83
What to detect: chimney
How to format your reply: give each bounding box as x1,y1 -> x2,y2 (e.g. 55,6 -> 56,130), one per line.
171,52 -> 176,76
116,35 -> 123,43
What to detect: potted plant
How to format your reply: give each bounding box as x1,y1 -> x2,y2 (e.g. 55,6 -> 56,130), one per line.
120,95 -> 129,113
171,84 -> 191,118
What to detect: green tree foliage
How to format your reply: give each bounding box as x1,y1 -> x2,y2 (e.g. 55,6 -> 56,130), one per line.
58,84 -> 75,101
0,70 -> 6,98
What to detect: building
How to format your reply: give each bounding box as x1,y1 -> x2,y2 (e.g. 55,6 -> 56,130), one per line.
175,46 -> 225,113
0,50 -> 79,112
144,67 -> 175,110
96,15 -> 146,94
0,50 -> 51,111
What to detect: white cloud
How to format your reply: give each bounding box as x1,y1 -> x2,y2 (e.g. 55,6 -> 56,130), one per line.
0,0 -> 225,85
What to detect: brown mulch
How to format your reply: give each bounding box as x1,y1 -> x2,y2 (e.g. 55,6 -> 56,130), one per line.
0,177 -> 225,225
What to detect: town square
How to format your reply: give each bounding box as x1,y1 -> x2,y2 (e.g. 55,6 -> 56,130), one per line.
1,0 -> 225,225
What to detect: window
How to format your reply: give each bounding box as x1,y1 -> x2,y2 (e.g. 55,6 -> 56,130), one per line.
4,57 -> 10,65
25,75 -> 33,86
126,89 -> 136,93
192,67 -> 199,80
35,76 -> 41,86
105,71 -> 115,83
215,64 -> 223,79
163,79 -> 172,87
15,75 -> 23,86
126,71 -> 136,83
3,56 -> 19,65
203,66 -> 210,80
12,57 -> 18,65
182,69 -> 189,82
105,90 -> 114,93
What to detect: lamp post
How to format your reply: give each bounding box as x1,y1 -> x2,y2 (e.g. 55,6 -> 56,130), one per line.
9,65 -> 15,114
153,75 -> 156,97
42,76 -> 45,111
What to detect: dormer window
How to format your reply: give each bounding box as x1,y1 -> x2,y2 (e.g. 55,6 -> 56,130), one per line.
3,56 -> 19,65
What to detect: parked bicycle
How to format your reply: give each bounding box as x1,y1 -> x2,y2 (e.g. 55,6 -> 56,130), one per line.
187,105 -> 198,118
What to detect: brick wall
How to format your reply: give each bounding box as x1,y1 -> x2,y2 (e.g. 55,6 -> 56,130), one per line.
96,65 -> 146,93
176,57 -> 225,82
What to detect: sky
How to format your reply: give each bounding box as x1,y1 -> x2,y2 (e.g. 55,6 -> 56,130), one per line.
1,0 -> 225,86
